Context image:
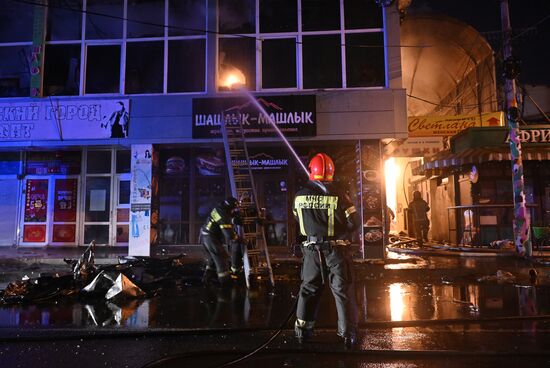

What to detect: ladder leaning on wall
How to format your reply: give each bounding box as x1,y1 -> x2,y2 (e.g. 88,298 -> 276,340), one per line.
220,111 -> 275,288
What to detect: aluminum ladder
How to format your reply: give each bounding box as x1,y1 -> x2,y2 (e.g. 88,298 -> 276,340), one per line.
220,113 -> 275,288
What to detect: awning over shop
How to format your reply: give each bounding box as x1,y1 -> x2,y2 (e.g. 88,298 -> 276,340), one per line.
413,146 -> 550,175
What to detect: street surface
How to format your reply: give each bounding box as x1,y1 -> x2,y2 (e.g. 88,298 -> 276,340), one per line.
1,251 -> 549,367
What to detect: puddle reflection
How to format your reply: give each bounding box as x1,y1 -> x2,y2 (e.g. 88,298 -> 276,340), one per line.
0,280 -> 548,329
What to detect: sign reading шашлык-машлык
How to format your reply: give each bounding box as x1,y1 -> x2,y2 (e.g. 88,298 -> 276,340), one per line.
192,95 -> 316,139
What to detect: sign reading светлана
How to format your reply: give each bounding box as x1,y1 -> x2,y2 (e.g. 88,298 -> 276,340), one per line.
192,95 -> 316,139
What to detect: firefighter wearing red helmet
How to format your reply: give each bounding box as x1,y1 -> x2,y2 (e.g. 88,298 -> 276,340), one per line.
293,153 -> 360,349
200,197 -> 244,286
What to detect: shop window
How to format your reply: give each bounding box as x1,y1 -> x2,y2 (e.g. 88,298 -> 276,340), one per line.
168,0 -> 206,36
85,45 -> 121,94
196,178 -> 225,220
218,0 -> 255,34
85,0 -> 123,40
84,225 -> 110,244
303,35 -> 342,89
262,39 -> 296,89
168,39 -> 206,93
259,0 -> 297,33
116,150 -> 131,173
0,46 -> 31,97
26,151 -> 81,175
0,0 -> 33,42
0,152 -> 20,175
85,177 -> 111,222
345,32 -> 385,87
302,0 -> 340,31
219,38 -> 256,91
159,150 -> 190,245
344,0 -> 383,29
46,0 -> 83,41
118,181 -> 130,205
44,44 -> 81,96
496,178 -> 513,203
125,42 -> 164,94
127,0 -> 165,38
87,150 -> 112,174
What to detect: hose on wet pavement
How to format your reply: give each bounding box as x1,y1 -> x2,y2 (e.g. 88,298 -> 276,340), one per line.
2,313 -> 550,343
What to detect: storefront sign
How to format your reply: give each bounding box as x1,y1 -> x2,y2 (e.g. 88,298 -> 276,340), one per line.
408,112 -> 503,137
192,95 -> 316,138
0,99 -> 130,140
30,1 -> 47,98
387,137 -> 446,157
504,128 -> 550,144
232,150 -> 289,171
452,126 -> 550,152
24,179 -> 48,222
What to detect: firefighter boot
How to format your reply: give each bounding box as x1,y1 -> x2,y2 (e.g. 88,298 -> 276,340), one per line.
343,334 -> 357,350
295,319 -> 314,344
202,268 -> 217,285
230,266 -> 244,281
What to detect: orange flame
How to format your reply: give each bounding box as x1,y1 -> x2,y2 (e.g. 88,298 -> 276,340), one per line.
219,66 -> 246,89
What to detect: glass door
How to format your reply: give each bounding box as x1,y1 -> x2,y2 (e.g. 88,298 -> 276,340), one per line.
20,177 -> 50,246
114,174 -> 130,245
257,175 -> 289,247
83,150 -> 114,245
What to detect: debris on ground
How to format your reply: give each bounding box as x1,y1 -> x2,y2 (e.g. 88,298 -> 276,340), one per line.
0,243 -> 191,305
477,270 -> 516,283
489,239 -> 515,250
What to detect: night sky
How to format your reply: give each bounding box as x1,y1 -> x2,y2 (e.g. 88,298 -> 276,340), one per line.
407,0 -> 550,86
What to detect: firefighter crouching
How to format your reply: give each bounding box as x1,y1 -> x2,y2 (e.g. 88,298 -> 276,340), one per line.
201,197 -> 244,286
293,153 -> 360,349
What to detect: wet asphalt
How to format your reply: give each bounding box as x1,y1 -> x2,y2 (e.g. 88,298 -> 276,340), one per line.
1,250 -> 550,367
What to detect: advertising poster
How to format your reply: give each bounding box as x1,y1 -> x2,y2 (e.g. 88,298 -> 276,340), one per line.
23,224 -> 46,243
0,99 -> 130,141
129,144 -> 153,256
53,179 -> 77,222
52,224 -> 76,243
24,179 -> 48,222
130,204 -> 151,256
131,145 -> 153,204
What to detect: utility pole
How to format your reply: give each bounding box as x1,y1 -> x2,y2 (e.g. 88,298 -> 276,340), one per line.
500,0 -> 532,257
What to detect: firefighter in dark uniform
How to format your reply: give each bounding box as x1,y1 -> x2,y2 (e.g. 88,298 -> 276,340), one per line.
200,197 -> 244,285
293,153 -> 360,349
408,190 -> 430,247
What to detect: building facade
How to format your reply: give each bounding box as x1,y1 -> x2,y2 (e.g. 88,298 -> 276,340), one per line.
0,0 -> 407,257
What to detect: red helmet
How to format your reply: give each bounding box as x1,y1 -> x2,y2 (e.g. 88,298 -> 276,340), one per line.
309,153 -> 334,181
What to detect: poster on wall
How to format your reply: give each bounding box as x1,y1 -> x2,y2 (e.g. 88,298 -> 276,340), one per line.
131,145 -> 153,204
130,203 -> 151,256
52,224 -> 76,243
0,99 -> 130,141
54,179 -> 77,222
195,149 -> 224,176
24,179 -> 48,222
129,144 -> 153,256
23,224 -> 46,243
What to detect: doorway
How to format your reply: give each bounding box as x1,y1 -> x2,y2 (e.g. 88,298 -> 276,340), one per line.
255,174 -> 289,247
20,176 -> 80,246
